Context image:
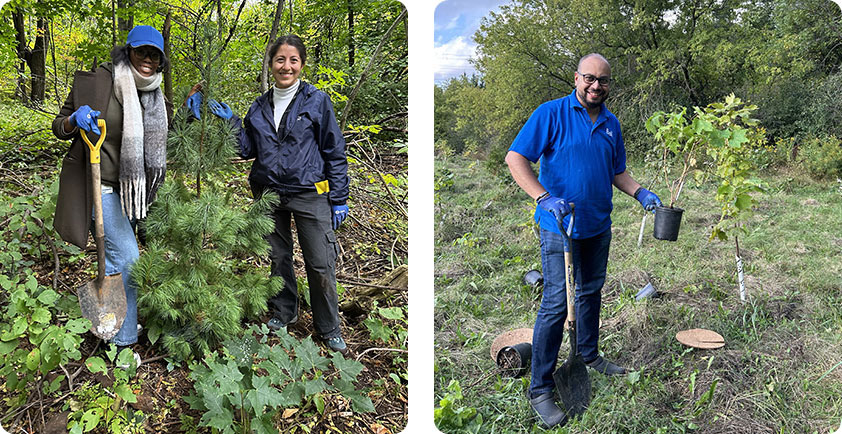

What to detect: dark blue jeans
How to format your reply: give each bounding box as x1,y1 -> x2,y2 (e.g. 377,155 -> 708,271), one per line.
529,227 -> 611,397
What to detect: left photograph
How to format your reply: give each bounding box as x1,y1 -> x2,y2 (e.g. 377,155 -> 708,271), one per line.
0,0 -> 407,432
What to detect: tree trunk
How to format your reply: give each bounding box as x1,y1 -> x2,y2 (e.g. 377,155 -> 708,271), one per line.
340,7 -> 406,131
12,11 -> 28,104
163,12 -> 172,103
29,16 -> 49,104
260,0 -> 285,93
117,0 -> 134,34
347,0 -> 354,68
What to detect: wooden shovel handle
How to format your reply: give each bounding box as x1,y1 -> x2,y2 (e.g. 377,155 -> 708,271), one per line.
558,205 -> 575,326
81,120 -> 108,284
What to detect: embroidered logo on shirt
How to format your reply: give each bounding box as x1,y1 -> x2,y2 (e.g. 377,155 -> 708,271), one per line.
605,128 -> 613,138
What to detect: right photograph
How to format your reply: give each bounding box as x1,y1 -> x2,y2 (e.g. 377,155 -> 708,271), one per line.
434,0 -> 842,432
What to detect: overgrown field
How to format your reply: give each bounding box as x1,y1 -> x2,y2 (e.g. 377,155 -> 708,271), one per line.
434,156 -> 842,433
0,102 -> 407,434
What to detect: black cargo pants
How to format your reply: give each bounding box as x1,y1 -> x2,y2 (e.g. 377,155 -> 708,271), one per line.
266,190 -> 341,339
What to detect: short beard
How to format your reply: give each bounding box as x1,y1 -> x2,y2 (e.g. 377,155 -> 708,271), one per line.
578,88 -> 606,109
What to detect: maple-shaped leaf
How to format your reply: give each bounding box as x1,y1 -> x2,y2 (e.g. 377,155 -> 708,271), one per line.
303,377 -> 328,397
211,359 -> 245,396
198,390 -> 235,431
279,381 -> 305,407
332,352 -> 365,382
296,337 -> 330,370
256,359 -> 290,386
246,376 -> 286,414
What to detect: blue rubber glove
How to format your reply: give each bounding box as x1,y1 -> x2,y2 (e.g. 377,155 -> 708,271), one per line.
186,92 -> 202,119
208,100 -> 233,120
537,194 -> 572,222
332,204 -> 349,230
635,188 -> 662,212
68,105 -> 101,136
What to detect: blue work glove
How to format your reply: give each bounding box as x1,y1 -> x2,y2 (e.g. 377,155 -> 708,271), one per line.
186,92 -> 202,119
208,100 -> 233,120
68,105 -> 101,136
635,188 -> 662,212
332,204 -> 349,230
537,194 -> 572,222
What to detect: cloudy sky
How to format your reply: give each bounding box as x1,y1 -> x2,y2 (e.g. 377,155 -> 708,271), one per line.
433,0 -> 510,84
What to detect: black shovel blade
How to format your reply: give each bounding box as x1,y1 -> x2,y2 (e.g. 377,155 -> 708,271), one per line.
553,328 -> 591,417
78,274 -> 127,340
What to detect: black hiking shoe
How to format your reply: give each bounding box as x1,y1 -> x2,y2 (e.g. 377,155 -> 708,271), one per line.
266,313 -> 298,332
529,392 -> 568,428
585,356 -> 627,376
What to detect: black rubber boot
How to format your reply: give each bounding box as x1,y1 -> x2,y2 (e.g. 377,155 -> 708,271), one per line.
529,392 -> 568,428
585,356 -> 627,376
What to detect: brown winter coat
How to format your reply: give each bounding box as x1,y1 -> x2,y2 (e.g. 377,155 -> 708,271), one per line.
52,63 -> 172,249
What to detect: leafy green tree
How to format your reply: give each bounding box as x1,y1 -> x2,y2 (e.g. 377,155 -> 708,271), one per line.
446,0 -> 842,158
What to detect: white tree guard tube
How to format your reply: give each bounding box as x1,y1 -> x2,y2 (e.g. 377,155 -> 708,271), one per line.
736,253 -> 746,302
637,214 -> 647,248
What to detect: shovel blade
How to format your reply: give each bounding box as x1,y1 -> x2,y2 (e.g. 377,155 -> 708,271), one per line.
78,274 -> 127,340
553,327 -> 591,418
554,354 -> 591,417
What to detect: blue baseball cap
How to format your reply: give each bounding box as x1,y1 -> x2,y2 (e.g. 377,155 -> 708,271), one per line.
126,25 -> 164,53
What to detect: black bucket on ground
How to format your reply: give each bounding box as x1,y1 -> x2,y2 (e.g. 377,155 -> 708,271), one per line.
653,206 -> 684,241
496,342 -> 532,378
523,269 -> 543,288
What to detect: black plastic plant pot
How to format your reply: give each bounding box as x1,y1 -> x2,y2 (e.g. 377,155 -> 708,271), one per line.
653,206 -> 684,241
523,269 -> 543,288
496,342 -> 532,378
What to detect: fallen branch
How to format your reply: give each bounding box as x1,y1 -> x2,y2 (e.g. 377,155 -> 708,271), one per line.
355,347 -> 407,362
336,279 -> 404,292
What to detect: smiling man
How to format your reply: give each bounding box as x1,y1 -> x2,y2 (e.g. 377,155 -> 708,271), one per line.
505,53 -> 662,428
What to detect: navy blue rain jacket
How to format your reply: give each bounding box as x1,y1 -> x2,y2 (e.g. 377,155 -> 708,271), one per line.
232,81 -> 349,205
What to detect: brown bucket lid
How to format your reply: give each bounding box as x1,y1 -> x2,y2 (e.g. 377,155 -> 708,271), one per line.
490,328 -> 533,361
676,328 -> 725,349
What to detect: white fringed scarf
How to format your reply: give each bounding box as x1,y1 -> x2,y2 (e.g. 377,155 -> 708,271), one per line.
113,61 -> 167,220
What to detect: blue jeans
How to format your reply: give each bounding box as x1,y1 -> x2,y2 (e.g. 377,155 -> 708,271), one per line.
529,227 -> 611,397
94,184 -> 139,346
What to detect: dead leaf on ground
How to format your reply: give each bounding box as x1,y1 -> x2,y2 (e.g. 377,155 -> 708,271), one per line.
370,423 -> 391,434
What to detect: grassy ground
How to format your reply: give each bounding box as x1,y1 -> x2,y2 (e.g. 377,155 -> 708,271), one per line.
434,155 -> 842,434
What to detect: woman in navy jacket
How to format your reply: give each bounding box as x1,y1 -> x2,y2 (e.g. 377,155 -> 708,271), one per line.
202,35 -> 350,353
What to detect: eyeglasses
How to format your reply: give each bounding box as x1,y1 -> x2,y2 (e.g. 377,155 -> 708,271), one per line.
133,46 -> 161,62
577,72 -> 611,86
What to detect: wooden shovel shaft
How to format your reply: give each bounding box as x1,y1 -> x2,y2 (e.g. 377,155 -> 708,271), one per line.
565,250 -> 575,324
562,207 -> 576,326
91,162 -> 106,288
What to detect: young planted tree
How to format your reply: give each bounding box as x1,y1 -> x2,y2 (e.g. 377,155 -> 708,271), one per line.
645,108 -> 711,209
701,94 -> 766,302
647,95 -> 766,300
132,23 -> 281,361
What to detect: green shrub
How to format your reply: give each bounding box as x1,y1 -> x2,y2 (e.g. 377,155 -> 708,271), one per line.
799,135 -> 842,179
67,346 -> 143,434
184,326 -> 373,434
0,272 -> 90,403
801,72 -> 842,139
434,379 -> 482,432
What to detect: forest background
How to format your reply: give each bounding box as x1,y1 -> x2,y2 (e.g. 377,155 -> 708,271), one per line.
434,0 -> 842,433
0,0 -> 409,433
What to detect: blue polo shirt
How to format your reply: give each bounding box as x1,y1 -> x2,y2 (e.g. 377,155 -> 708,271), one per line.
509,91 -> 627,238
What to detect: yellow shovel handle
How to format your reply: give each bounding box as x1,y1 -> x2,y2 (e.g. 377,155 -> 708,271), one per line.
80,119 -> 107,164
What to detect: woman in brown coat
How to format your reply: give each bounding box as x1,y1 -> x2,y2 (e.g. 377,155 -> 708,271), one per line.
52,25 -> 171,361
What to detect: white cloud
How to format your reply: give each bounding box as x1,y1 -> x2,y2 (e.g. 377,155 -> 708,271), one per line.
434,36 -> 478,82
